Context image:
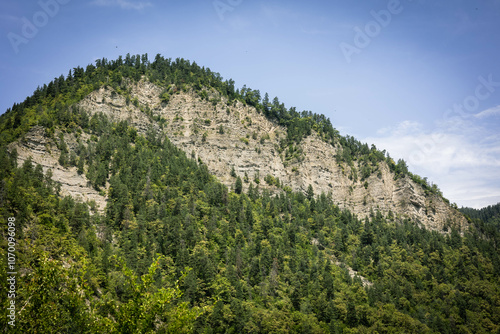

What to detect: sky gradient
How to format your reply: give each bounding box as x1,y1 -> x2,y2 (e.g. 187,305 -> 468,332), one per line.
1,0 -> 499,208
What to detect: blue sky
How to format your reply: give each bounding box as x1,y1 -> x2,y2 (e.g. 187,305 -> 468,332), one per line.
1,0 -> 499,208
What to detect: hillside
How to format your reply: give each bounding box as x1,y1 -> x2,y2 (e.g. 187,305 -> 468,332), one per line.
1,54 -> 499,333
83,81 -> 466,232
3,55 -> 466,233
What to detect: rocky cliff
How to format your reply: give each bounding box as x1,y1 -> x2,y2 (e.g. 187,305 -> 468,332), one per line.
9,126 -> 107,212
11,79 -> 467,231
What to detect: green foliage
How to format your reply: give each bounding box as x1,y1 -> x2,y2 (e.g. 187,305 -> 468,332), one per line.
100,257 -> 206,333
0,54 -> 499,333
264,174 -> 280,187
235,176 -> 243,194
58,150 -> 69,167
199,90 -> 208,101
0,53 -> 433,205
160,91 -> 171,104
14,249 -> 93,332
1,122 -> 500,332
306,184 -> 314,200
254,170 -> 260,184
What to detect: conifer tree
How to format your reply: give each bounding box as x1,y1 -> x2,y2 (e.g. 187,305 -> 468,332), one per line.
235,176 -> 243,194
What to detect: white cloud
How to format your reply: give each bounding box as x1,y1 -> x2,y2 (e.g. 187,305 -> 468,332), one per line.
475,105 -> 500,119
91,0 -> 152,10
364,120 -> 500,209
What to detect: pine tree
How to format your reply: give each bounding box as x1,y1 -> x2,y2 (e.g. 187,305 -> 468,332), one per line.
235,176 -> 243,194
77,157 -> 84,175
263,92 -> 270,114
306,184 -> 314,201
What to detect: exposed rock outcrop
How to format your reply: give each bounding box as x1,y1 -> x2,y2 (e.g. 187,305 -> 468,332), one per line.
11,80 -> 467,231
9,126 -> 107,213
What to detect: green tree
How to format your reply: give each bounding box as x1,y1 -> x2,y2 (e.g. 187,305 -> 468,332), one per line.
306,184 -> 314,201
58,150 -> 68,167
235,176 -> 243,194
77,156 -> 85,174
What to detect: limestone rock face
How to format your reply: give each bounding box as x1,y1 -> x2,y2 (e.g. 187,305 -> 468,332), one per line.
12,80 -> 467,231
77,83 -> 160,134
9,126 -> 107,213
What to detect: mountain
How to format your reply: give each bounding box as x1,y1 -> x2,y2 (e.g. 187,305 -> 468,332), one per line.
0,54 -> 499,333
5,58 -> 466,233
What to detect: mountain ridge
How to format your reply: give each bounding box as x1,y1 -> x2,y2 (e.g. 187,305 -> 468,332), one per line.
0,54 -> 467,232
1,54 -> 500,333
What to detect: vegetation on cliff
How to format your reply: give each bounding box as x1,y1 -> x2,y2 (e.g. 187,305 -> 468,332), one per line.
0,55 -> 499,332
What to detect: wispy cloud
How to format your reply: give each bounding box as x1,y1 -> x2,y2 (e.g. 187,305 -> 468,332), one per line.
364,120 -> 500,209
475,105 -> 500,119
91,0 -> 152,10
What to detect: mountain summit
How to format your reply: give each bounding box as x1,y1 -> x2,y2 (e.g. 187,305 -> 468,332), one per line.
3,54 -> 465,232
1,54 -> 498,333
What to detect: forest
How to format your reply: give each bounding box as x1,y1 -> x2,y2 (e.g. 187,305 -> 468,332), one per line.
0,54 -> 499,333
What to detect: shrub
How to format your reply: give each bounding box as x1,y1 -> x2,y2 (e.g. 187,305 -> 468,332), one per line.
160,92 -> 170,104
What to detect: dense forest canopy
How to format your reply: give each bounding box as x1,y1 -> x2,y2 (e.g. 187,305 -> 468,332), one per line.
0,54 -> 499,333
460,203 -> 500,222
